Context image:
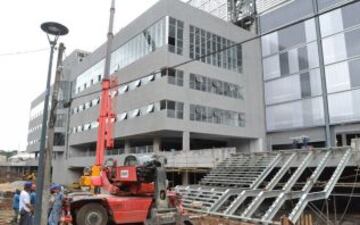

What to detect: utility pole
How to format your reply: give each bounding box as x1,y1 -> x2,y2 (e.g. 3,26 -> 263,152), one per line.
39,43 -> 66,225
35,22 -> 68,225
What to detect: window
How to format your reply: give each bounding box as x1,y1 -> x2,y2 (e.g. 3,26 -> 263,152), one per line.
91,121 -> 99,128
117,113 -> 127,121
326,58 -> 360,93
145,104 -> 155,114
263,55 -> 281,80
345,28 -> 360,59
322,33 -> 346,64
159,100 -> 183,119
129,109 -> 140,118
129,80 -> 141,90
266,97 -> 325,131
328,89 -> 360,124
300,72 -> 311,98
342,1 -> 360,30
55,114 -> 65,127
259,0 -> 314,34
190,104 -> 245,127
84,123 -> 91,131
265,69 -> 322,105
189,73 -> 243,99
325,61 -> 351,93
278,22 -> 306,51
118,85 -> 128,94
261,32 -> 279,57
160,100 -> 167,110
141,75 -> 155,85
167,101 -> 176,118
265,75 -> 301,105
168,17 -> 184,55
189,25 -> 242,73
163,68 -> 184,86
85,102 -> 91,109
320,8 -> 343,37
54,133 -> 65,146
349,58 -> 360,88
280,52 -> 289,76
92,98 -> 100,106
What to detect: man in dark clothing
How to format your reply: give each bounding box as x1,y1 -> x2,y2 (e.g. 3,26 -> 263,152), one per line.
11,189 -> 20,224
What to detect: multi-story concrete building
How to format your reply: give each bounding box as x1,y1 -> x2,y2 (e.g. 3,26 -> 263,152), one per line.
190,0 -> 360,150
26,0 -> 265,185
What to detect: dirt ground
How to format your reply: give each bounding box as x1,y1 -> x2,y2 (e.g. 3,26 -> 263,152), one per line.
189,214 -> 255,225
0,198 -> 14,225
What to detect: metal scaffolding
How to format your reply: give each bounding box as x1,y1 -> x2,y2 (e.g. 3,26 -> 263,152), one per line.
176,148 -> 356,224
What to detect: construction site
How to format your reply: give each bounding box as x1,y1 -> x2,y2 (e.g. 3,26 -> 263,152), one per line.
1,0 -> 360,224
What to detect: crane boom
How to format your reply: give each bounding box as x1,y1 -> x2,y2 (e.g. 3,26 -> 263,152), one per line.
95,0 -> 116,166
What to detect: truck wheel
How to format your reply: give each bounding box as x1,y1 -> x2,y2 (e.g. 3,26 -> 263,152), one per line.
76,203 -> 108,225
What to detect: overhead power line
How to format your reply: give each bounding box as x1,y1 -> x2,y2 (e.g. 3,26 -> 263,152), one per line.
69,0 -> 356,102
0,48 -> 48,57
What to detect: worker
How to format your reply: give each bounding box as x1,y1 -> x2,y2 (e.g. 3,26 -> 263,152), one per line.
48,184 -> 64,225
30,183 -> 36,205
11,189 -> 20,224
19,182 -> 33,225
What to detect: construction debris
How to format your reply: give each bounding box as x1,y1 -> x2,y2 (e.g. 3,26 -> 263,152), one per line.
0,181 -> 26,193
176,147 -> 357,224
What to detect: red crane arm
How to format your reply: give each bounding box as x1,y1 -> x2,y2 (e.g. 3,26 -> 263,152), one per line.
95,78 -> 115,166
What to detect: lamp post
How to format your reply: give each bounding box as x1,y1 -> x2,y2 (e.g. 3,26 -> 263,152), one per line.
34,22 -> 68,225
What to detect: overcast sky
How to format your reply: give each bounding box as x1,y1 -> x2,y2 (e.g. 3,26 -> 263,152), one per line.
0,0 -> 163,151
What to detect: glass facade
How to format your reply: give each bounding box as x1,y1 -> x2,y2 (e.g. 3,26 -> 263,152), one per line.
259,0 -> 314,34
261,17 -> 324,131
75,17 -> 184,94
189,25 -> 242,73
260,0 -> 360,133
320,0 -> 360,124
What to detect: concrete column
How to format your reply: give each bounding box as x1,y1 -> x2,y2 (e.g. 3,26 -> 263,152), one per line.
153,137 -> 161,153
182,171 -> 189,185
124,140 -> 131,154
351,138 -> 360,150
182,131 -> 190,151
342,133 -> 347,146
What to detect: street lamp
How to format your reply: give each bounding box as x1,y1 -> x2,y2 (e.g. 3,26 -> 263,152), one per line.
34,21 -> 68,225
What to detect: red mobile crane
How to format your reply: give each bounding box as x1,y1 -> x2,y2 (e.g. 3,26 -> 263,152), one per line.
61,1 -> 191,225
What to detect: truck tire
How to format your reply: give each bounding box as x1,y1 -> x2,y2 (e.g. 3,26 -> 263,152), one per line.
76,203 -> 108,225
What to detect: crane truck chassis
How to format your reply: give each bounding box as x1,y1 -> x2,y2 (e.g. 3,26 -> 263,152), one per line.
60,155 -> 192,225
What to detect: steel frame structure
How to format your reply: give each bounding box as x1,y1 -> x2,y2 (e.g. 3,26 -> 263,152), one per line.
176,148 -> 355,224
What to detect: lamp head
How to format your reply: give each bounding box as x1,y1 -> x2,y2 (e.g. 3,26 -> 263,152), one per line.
41,22 -> 68,36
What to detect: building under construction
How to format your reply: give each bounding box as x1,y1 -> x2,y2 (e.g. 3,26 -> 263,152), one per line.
26,0 -> 265,186
21,0 -> 360,224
